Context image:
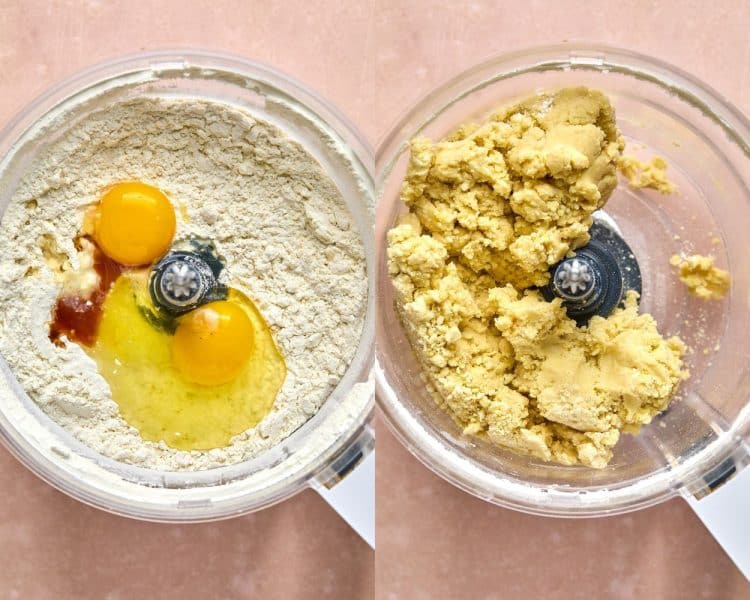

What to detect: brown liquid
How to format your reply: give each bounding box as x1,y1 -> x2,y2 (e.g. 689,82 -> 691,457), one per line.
49,238 -> 126,347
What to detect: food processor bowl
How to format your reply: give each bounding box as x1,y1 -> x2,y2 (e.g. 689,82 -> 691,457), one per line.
376,44 -> 750,517
0,50 -> 374,522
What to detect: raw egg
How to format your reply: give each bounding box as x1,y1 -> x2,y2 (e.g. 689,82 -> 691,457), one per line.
94,182 -> 176,266
173,301 -> 255,386
88,272 -> 286,450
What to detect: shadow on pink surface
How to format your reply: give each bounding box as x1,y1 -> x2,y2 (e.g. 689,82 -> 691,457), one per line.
0,449 -> 373,599
375,417 -> 750,600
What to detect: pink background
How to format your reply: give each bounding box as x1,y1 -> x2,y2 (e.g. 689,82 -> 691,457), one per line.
374,1 -> 750,599
1,0 -> 750,598
0,2 -> 373,598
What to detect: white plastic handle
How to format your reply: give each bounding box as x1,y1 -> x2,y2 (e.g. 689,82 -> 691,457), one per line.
687,465 -> 750,580
315,450 -> 375,549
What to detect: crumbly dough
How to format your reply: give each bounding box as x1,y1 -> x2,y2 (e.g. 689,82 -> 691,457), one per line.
670,254 -> 730,300
0,97 -> 367,471
400,87 -> 624,290
618,155 -> 676,194
388,87 -> 687,468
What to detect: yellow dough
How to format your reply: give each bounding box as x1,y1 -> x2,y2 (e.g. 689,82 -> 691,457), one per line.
399,87 -> 624,290
388,87 -> 687,468
671,254 -> 730,300
618,155 -> 676,194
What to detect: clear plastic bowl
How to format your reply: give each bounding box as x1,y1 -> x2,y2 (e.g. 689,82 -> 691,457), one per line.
0,50 -> 374,521
376,44 -> 750,516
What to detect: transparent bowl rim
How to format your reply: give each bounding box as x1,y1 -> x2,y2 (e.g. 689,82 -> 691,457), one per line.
375,42 -> 750,517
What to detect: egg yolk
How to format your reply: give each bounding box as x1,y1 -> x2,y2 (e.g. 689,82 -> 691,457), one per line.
173,301 -> 255,386
90,276 -> 286,450
94,182 -> 176,266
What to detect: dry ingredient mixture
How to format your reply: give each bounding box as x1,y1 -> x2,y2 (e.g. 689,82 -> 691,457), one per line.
387,87 -> 687,468
0,97 -> 367,471
670,254 -> 731,300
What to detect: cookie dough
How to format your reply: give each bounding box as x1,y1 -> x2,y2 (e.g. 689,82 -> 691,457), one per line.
388,87 -> 687,468
671,254 -> 730,300
618,155 -> 676,194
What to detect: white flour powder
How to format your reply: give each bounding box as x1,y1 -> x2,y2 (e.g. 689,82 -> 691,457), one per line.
0,97 -> 367,471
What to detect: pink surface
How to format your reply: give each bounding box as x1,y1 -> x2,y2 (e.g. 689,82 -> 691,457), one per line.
374,0 -> 750,145
374,1 -> 750,598
0,2 -> 373,598
2,0 -> 750,598
0,451 -> 370,598
377,425 -> 750,599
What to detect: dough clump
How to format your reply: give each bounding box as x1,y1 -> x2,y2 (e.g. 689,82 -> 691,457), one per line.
388,87 -> 687,468
671,254 -> 730,300
618,155 -> 676,194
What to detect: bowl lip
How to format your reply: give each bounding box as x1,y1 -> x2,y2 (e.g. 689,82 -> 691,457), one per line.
0,48 -> 375,520
374,42 -> 750,517
1,47 -> 374,169
376,41 -> 750,167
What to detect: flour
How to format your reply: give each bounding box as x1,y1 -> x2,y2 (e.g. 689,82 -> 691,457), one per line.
0,97 -> 367,471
